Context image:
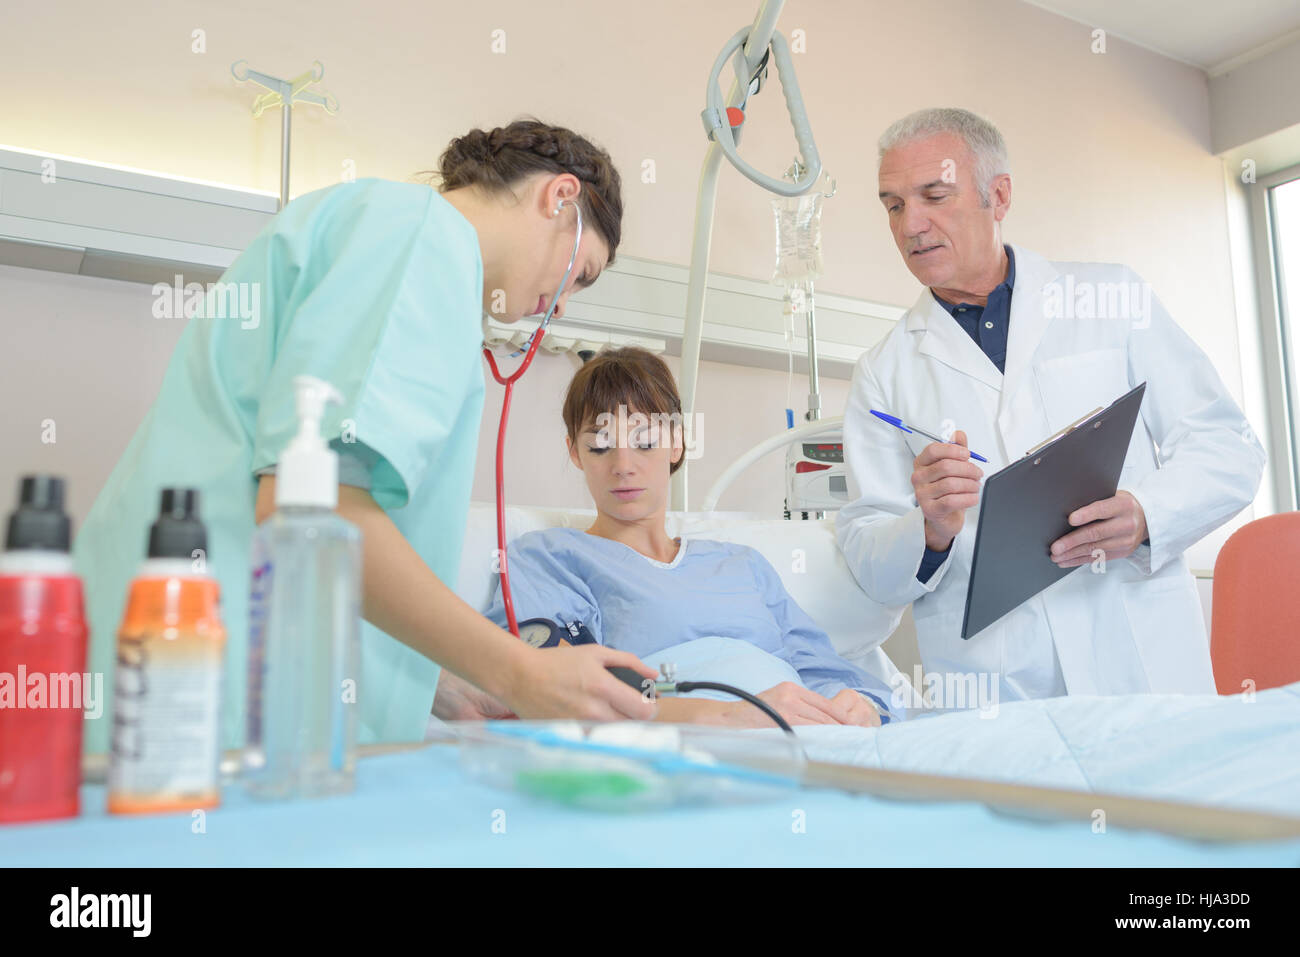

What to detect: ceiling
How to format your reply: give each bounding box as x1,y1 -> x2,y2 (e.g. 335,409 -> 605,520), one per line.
1023,0 -> 1300,72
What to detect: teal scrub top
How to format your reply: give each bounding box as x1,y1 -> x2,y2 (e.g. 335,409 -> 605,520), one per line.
74,178 -> 486,754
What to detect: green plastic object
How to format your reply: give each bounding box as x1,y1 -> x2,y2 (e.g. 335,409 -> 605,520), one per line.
515,768 -> 650,803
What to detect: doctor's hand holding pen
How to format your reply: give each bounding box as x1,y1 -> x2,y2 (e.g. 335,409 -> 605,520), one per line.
911,430 -> 984,551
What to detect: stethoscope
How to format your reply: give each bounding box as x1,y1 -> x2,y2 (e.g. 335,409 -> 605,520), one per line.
482,199 -> 584,637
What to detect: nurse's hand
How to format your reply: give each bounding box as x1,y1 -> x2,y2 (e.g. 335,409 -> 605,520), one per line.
1049,490 -> 1148,568
504,644 -> 658,721
433,669 -> 516,721
913,430 -> 982,551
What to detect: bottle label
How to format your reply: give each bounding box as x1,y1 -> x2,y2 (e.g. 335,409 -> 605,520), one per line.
108,630 -> 221,809
246,557 -> 273,754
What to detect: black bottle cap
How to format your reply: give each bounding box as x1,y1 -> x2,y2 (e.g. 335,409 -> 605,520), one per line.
147,488 -> 207,559
5,475 -> 72,551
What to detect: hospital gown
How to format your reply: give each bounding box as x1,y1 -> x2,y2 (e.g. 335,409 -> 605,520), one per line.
483,527 -> 896,720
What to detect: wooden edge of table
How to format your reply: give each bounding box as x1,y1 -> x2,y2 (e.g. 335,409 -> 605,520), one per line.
801,760 -> 1300,844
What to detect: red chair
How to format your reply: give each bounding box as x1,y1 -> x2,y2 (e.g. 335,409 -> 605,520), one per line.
1211,512 -> 1300,694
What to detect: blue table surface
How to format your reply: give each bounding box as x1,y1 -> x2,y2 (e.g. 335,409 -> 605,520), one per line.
2,746 -> 1298,867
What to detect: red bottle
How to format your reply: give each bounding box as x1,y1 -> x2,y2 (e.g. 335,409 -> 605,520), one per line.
0,476 -> 89,824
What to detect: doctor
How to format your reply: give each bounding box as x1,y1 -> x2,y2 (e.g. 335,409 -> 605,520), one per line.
836,107 -> 1265,701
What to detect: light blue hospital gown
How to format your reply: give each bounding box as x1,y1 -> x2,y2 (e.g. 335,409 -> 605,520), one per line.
483,527 -> 894,720
75,178 -> 485,752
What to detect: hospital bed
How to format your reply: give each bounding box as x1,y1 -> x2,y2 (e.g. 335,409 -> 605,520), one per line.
453,503 -> 1300,839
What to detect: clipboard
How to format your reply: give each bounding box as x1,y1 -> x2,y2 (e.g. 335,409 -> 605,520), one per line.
960,381 -> 1147,639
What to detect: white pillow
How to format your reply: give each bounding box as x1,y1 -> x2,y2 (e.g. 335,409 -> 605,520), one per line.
642,636 -> 803,699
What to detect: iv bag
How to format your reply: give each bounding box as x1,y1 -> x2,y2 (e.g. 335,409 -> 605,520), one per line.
772,190 -> 825,283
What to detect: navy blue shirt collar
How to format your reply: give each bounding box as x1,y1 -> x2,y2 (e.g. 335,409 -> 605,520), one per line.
931,245 -> 1015,314
928,245 -> 1015,376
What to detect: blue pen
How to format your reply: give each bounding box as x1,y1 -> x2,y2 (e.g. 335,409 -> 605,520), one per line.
869,410 -> 989,463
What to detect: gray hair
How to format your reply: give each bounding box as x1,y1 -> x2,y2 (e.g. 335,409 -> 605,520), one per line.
878,108 -> 1009,206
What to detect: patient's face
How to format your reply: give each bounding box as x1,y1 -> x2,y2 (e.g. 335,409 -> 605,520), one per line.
568,407 -> 684,521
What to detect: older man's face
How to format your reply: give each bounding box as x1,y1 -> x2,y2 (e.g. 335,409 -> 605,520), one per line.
878,132 -> 1001,291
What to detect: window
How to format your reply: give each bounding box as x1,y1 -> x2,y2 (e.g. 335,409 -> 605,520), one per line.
1267,173 -> 1300,509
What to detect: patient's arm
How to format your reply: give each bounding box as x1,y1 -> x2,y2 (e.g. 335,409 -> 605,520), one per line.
652,697 -> 732,726
430,670 -> 734,724
654,683 -> 877,728
429,649 -> 878,728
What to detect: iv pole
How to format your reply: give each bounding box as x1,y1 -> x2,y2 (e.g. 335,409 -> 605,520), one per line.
231,60 -> 339,209
672,0 -> 822,511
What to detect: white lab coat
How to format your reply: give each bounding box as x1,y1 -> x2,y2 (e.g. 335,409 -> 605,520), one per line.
836,244 -> 1265,700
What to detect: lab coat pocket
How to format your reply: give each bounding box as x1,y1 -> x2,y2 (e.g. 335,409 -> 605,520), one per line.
1033,348 -> 1129,434
911,605 -> 961,656
1120,573 -> 1212,694
913,606 -> 1003,702
1119,411 -> 1158,478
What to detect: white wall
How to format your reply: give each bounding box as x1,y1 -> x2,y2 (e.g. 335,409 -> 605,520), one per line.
0,0 -> 1266,582
0,262 -> 845,521
1210,34 -> 1300,157
0,265 -> 187,523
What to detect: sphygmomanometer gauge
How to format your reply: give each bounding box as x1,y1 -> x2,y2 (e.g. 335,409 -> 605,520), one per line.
517,618 -> 563,649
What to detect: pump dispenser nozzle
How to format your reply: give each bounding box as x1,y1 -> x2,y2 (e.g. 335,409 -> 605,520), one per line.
276,376 -> 345,509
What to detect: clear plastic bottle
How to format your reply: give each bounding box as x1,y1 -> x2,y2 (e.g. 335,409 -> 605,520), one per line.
244,377 -> 361,799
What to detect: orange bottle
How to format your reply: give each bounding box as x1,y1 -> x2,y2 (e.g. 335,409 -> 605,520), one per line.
107,489 -> 224,815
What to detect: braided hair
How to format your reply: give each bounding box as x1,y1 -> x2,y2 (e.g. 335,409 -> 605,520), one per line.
433,119 -> 623,261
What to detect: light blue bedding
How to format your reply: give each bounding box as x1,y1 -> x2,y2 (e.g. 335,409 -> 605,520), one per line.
793,684 -> 1300,816
656,636 -> 1300,817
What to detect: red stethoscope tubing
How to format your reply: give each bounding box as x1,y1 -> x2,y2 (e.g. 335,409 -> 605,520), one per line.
482,330 -> 547,638
481,200 -> 583,639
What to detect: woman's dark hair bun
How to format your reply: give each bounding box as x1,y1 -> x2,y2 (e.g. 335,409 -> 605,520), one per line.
434,118 -> 623,260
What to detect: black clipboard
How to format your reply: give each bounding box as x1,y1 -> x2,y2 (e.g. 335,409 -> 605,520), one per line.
960,381 -> 1147,639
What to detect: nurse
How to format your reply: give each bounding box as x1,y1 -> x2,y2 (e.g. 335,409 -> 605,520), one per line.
76,119 -> 657,755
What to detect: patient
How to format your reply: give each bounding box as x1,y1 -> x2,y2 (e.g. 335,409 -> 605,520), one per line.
436,348 -> 893,728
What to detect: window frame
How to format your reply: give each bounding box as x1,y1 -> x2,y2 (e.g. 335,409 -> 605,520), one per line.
1248,162 -> 1300,513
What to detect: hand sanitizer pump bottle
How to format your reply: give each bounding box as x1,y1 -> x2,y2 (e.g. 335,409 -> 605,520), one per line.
245,376 -> 361,799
